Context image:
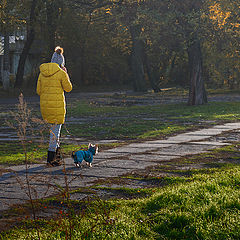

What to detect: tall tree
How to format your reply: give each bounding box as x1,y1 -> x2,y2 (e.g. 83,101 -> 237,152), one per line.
45,0 -> 62,58
59,0 -> 129,86
0,0 -> 13,91
15,0 -> 38,88
116,1 -> 149,92
170,0 -> 208,105
2,30 -> 10,91
129,24 -> 147,91
187,36 -> 207,105
204,0 -> 240,88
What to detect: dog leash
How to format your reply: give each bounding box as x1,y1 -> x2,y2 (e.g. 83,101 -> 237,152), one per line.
57,124 -> 80,164
62,124 -> 97,151
63,124 -> 72,137
62,124 -> 86,148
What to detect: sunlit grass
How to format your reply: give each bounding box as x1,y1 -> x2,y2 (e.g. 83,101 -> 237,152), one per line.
65,101 -> 240,140
62,121 -> 192,140
69,101 -> 240,121
0,142 -> 86,165
138,124 -> 189,139
143,166 -> 240,239
2,101 -> 240,164
2,164 -> 240,239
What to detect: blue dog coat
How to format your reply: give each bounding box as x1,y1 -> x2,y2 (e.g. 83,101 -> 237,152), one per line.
73,146 -> 96,164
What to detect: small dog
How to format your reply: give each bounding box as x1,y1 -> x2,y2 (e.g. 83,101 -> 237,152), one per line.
71,143 -> 98,168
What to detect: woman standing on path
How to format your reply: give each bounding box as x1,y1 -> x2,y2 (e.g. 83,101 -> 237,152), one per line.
36,58 -> 72,166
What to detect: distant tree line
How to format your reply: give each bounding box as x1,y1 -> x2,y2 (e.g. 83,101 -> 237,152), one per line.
1,0 -> 239,105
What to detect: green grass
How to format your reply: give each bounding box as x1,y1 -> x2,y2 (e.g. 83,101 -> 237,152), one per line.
2,101 -> 240,165
0,140 -> 124,165
2,89 -> 240,238
65,101 -> 240,140
69,101 -> 240,120
1,164 -> 240,239
0,142 -> 87,165
63,120 -> 191,140
0,141 -> 45,165
207,88 -> 240,95
143,166 -> 240,239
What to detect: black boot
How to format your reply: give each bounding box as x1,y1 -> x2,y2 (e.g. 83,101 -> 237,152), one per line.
55,147 -> 63,166
47,151 -> 56,166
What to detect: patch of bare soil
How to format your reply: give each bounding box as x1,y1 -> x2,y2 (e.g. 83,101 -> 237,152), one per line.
0,168 -> 12,176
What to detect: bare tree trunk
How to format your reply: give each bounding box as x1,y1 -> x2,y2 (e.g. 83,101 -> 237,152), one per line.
80,11 -> 92,85
130,24 -> 147,92
46,0 -> 59,58
144,53 -> 161,92
187,39 -> 207,105
3,31 -> 10,91
15,0 -> 38,88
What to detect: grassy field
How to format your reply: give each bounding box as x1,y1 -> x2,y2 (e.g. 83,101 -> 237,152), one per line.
66,101 -> 240,140
1,162 -> 240,239
0,141 -> 86,165
1,91 -> 240,239
1,100 -> 240,165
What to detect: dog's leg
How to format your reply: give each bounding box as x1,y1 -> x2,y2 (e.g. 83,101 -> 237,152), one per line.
75,163 -> 82,168
86,162 -> 92,167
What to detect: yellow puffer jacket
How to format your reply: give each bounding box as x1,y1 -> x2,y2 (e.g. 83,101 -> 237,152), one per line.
36,63 -> 72,124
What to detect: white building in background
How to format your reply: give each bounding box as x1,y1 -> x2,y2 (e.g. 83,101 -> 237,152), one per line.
0,30 -> 33,86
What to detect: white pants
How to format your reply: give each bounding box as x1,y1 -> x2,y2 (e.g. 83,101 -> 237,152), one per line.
48,124 -> 62,152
